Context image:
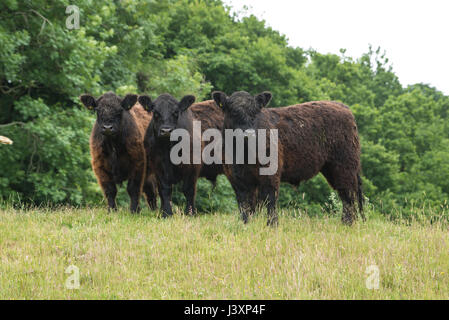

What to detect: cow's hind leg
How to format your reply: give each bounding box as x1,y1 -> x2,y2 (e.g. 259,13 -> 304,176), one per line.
337,189 -> 357,225
259,183 -> 279,227
321,163 -> 358,225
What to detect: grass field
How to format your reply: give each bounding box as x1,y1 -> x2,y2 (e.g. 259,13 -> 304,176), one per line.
0,206 -> 448,299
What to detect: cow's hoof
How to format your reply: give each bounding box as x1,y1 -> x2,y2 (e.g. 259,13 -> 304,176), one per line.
341,216 -> 355,226
149,202 -> 157,211
161,212 -> 173,219
267,217 -> 278,227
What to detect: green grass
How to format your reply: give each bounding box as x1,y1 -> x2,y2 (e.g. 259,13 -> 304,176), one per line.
0,206 -> 448,299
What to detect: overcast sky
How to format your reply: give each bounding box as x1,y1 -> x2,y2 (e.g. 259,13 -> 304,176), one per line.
224,0 -> 449,95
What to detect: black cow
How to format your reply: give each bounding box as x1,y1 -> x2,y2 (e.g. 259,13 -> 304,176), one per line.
138,93 -> 224,217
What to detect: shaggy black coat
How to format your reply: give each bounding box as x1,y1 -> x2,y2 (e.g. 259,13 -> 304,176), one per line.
138,94 -> 223,216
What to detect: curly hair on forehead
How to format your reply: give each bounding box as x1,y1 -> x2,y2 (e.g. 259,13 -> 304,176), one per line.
229,91 -> 254,105
152,94 -> 179,111
96,92 -> 122,107
228,92 -> 261,120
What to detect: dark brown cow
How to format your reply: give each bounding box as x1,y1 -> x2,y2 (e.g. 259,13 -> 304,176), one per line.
212,90 -> 363,226
80,92 -> 157,212
138,93 -> 224,217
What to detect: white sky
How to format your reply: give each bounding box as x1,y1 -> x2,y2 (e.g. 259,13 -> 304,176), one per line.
224,0 -> 449,95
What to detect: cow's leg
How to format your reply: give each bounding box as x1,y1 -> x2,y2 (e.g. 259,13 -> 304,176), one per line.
127,162 -> 145,213
338,189 -> 356,225
248,188 -> 257,217
103,181 -> 117,211
143,175 -> 158,210
94,166 -> 117,211
124,142 -> 146,213
234,184 -> 257,224
127,177 -> 142,213
182,174 -> 198,215
259,183 -> 279,227
321,162 -> 359,225
158,179 -> 173,218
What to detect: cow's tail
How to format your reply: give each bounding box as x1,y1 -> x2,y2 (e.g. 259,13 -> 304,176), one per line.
357,173 -> 366,221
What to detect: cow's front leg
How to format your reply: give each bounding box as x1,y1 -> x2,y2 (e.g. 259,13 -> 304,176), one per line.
158,179 -> 173,218
94,166 -> 117,211
182,174 -> 198,215
234,183 -> 257,224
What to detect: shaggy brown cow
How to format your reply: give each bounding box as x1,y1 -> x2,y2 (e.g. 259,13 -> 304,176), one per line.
138,93 -> 223,217
80,92 -> 157,212
212,90 -> 363,226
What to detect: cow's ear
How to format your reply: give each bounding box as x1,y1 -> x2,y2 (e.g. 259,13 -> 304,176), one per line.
255,91 -> 272,108
121,94 -> 138,110
138,95 -> 154,112
179,95 -> 195,112
80,94 -> 97,111
212,91 -> 227,108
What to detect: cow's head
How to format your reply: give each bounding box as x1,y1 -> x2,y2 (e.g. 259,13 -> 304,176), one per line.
138,93 -> 195,138
212,91 -> 272,130
80,92 -> 137,137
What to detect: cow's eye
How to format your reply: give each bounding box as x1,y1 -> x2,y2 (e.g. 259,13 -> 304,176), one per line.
173,111 -> 179,118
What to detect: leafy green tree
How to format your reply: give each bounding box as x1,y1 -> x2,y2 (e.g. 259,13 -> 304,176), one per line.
0,0 -> 113,205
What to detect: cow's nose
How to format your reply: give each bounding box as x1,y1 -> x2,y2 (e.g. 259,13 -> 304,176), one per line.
160,127 -> 173,135
103,124 -> 113,130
